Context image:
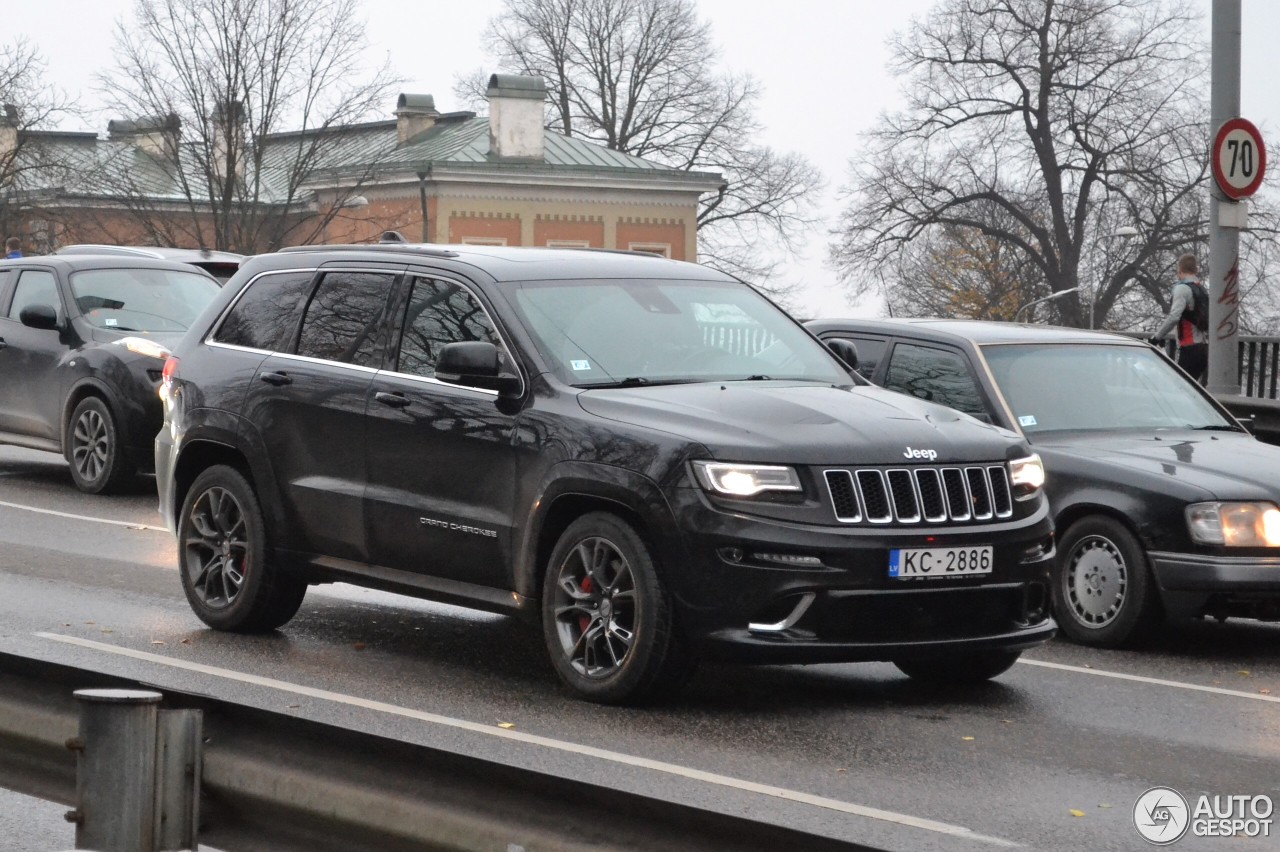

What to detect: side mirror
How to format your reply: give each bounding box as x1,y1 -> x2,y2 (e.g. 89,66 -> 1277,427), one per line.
19,304 -> 59,331
825,339 -> 860,373
436,341 -> 523,398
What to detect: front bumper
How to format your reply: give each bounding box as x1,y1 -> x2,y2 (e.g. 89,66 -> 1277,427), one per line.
666,488 -> 1057,663
1148,551 -> 1280,619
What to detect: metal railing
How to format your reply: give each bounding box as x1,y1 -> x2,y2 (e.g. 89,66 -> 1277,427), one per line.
701,322 -> 777,357
0,650 -> 873,852
1237,336 -> 1280,400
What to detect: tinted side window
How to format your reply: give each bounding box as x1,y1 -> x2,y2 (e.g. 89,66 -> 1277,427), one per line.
0,270 -> 12,314
883,343 -> 989,419
8,270 -> 61,320
215,270 -> 315,351
295,272 -> 395,366
395,277 -> 498,377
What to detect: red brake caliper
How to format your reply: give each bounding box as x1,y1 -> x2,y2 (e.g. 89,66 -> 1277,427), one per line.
578,576 -> 594,633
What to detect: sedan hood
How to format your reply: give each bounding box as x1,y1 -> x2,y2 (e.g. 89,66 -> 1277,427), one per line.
577,381 -> 1023,465
1033,429 -> 1280,501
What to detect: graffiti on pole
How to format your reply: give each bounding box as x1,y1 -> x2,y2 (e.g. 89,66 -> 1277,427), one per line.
1216,257 -> 1240,339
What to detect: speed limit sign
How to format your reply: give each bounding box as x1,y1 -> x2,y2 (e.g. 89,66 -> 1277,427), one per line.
1212,118 -> 1267,200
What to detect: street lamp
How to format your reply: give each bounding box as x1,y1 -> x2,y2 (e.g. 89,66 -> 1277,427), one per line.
1014,286 -> 1080,323
1091,225 -> 1140,328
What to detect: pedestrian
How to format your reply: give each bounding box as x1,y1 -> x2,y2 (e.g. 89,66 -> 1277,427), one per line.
1150,253 -> 1208,384
3,236 -> 20,259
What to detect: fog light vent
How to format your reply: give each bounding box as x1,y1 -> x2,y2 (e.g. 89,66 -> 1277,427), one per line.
752,553 -> 824,568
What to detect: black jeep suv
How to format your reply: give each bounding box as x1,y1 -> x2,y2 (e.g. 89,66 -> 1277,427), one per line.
156,245 -> 1056,702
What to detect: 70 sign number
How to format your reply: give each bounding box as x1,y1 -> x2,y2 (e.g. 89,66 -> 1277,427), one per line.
1212,118 -> 1267,200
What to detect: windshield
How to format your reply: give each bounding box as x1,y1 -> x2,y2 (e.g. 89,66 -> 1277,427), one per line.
982,343 -> 1233,433
70,267 -> 221,332
509,278 -> 851,387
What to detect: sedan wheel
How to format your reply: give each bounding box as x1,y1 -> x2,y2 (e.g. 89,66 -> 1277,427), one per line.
66,396 -> 135,494
1053,516 -> 1161,647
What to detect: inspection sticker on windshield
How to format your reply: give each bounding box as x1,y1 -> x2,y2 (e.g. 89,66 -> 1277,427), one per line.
1018,415 -> 1037,427
889,546 -> 993,578
104,318 -> 119,327
570,359 -> 591,371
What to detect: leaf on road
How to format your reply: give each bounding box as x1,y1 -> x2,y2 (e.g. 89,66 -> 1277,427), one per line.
353,642 -> 367,651
150,641 -> 165,646
1098,803 -> 1112,809
1237,670 -> 1251,677
1069,809 -> 1085,817
100,629 -> 113,634
127,525 -> 147,530
961,736 -> 975,741
1260,688 -> 1271,695
1000,719 -> 1012,724
288,704 -> 300,709
179,638 -> 191,645
836,768 -> 847,773
497,722 -> 515,729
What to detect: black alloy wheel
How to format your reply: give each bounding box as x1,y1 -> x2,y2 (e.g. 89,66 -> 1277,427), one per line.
66,396 -> 134,494
542,512 -> 694,704
178,465 -> 306,632
1053,515 -> 1161,647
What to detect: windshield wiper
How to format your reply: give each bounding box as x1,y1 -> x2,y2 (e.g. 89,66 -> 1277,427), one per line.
1192,424 -> 1243,431
575,377 -> 695,389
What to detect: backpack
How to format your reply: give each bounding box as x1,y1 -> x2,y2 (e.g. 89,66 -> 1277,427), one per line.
1180,280 -> 1209,333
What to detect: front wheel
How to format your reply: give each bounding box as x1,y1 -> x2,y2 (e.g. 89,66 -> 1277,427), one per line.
895,650 -> 1022,684
178,465 -> 306,633
541,512 -> 695,704
1053,515 -> 1161,647
66,396 -> 135,494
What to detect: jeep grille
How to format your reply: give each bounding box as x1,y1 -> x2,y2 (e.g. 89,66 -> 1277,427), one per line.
823,465 -> 1014,525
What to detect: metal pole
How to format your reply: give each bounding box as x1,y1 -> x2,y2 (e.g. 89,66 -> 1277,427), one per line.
1207,0 -> 1242,395
70,688 -> 162,852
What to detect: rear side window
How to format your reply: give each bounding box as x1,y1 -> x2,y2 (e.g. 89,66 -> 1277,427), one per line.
395,277 -> 499,377
8,270 -> 61,321
0,270 -> 13,313
883,343 -> 989,420
215,270 -> 315,351
295,271 -> 395,366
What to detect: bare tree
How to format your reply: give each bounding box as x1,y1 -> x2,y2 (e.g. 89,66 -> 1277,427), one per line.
97,0 -> 400,253
0,39 -> 78,246
463,0 -> 822,288
831,0 -> 1219,329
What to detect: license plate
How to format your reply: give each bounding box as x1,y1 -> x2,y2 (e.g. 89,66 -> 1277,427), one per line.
889,546 -> 993,578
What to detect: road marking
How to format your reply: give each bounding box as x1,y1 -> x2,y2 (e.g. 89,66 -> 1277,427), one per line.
0,500 -> 166,532
1019,657 -> 1280,703
37,632 -> 1016,847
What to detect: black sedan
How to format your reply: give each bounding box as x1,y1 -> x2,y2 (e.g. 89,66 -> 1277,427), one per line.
0,255 -> 221,493
807,318 -> 1280,647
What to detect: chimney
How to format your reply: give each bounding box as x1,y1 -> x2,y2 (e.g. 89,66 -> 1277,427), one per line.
395,93 -> 440,144
0,104 -> 19,163
486,74 -> 546,161
212,100 -> 246,183
108,113 -> 181,159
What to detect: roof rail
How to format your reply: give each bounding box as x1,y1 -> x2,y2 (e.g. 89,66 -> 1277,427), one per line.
276,244 -> 461,259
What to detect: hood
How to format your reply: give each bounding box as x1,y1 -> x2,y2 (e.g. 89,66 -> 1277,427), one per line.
577,381 -> 1024,465
1033,429 -> 1280,501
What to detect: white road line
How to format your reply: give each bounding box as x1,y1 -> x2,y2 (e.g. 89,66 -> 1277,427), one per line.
0,500 -> 167,532
37,632 -> 1016,848
1019,657 -> 1280,703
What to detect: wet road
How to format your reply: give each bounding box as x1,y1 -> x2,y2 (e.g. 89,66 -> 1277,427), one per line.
0,446 -> 1276,851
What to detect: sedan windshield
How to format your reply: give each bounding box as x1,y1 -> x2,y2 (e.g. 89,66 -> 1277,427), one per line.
70,267 -> 221,332
982,343 -> 1234,433
509,278 -> 851,387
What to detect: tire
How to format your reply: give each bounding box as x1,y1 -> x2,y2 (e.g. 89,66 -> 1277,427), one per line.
895,650 -> 1022,684
541,512 -> 696,704
65,396 -> 135,494
1052,515 -> 1161,647
178,465 -> 306,633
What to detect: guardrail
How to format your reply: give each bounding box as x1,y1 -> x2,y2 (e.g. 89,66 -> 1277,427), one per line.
0,651 -> 872,852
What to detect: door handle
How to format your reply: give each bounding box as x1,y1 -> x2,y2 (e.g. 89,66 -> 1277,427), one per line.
258,370 -> 292,386
374,391 -> 411,409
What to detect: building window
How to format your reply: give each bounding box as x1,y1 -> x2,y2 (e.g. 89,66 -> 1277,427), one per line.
460,236 -> 508,246
628,242 -> 671,258
546,239 -> 590,249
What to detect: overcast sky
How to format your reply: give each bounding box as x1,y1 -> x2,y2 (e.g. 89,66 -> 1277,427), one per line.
7,0 -> 1278,318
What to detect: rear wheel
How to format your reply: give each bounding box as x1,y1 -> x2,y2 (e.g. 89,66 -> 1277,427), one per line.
1053,515 -> 1161,647
895,650 -> 1022,684
66,396 -> 135,494
541,512 -> 695,704
178,465 -> 305,632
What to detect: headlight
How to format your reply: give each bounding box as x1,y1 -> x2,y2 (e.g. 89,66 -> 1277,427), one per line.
1008,454 -> 1045,500
692,462 -> 802,497
1186,502 -> 1280,547
113,336 -> 172,360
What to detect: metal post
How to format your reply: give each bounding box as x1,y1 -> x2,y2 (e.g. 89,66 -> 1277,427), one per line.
70,688 -> 162,852
154,709 -> 202,851
1207,0 -> 1242,395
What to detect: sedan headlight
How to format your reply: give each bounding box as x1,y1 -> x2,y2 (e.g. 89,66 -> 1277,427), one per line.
692,462 -> 802,497
112,336 -> 172,360
1008,454 -> 1045,500
1186,502 -> 1280,547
